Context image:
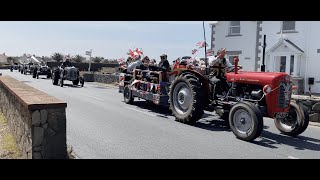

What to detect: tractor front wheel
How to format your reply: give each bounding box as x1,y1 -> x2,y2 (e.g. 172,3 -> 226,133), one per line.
274,101 -> 309,136
229,102 -> 264,142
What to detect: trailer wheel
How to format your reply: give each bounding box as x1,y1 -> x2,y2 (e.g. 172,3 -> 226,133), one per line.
229,102 -> 263,142
274,101 -> 309,136
169,73 -> 205,125
123,85 -> 134,104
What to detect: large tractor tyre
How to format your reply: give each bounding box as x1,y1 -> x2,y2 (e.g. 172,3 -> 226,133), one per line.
73,79 -> 79,85
274,101 -> 310,137
229,102 -> 264,142
123,85 -> 134,104
169,73 -> 205,125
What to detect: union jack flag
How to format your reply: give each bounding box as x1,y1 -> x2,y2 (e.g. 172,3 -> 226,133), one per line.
127,49 -> 135,58
196,41 -> 208,48
135,48 -> 143,55
192,49 -> 198,55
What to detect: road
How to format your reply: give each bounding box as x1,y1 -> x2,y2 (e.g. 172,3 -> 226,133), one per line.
1,69 -> 320,159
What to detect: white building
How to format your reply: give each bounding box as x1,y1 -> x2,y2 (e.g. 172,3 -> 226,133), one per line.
210,21 -> 320,94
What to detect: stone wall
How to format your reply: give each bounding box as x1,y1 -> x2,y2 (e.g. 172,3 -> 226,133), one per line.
83,73 -> 119,84
292,95 -> 320,123
0,76 -> 67,159
292,77 -> 304,95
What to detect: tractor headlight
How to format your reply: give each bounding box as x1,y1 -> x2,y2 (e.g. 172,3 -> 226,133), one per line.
285,75 -> 292,82
263,85 -> 272,94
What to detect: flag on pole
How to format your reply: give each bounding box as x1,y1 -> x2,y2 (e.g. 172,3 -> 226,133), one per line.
192,49 -> 198,55
196,41 -> 208,48
135,48 -> 143,55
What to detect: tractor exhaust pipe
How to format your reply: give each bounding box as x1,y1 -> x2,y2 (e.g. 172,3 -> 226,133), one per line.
234,57 -> 239,74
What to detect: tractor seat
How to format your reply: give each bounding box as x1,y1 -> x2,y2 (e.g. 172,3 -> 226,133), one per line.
209,76 -> 220,84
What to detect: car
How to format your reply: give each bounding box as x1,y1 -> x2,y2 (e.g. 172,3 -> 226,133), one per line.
33,65 -> 52,79
52,66 -> 84,87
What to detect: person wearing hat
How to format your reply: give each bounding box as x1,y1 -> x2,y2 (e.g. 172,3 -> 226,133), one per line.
127,55 -> 142,73
208,48 -> 233,71
61,55 -> 72,68
158,54 -> 170,72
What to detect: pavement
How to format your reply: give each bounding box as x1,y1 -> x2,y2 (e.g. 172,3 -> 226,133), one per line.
1,69 -> 320,159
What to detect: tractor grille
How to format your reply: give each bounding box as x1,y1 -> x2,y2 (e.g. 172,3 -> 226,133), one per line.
278,82 -> 292,108
69,70 -> 77,79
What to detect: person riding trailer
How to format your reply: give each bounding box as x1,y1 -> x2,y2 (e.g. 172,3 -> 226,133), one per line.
158,54 -> 170,72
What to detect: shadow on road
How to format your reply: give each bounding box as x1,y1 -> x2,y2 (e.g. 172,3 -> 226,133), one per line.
59,84 -> 83,88
195,113 -> 231,132
128,101 -> 172,118
253,130 -> 320,151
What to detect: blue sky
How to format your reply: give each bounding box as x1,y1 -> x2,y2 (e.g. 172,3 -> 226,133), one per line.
0,21 -> 216,63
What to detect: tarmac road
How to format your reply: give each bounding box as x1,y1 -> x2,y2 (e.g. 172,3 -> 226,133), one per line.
1,69 -> 319,159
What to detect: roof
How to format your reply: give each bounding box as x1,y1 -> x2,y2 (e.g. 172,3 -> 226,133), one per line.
267,37 -> 304,54
0,54 -> 8,63
284,39 -> 304,53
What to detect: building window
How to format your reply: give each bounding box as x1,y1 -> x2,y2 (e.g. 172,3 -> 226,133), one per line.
282,21 -> 295,32
280,56 -> 286,72
228,55 -> 238,65
290,55 -> 294,75
229,21 -> 240,35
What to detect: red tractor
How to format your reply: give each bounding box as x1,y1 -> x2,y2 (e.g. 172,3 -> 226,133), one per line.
119,57 -> 309,142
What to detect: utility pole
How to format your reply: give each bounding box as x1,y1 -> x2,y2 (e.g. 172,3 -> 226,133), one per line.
87,49 -> 92,72
261,35 -> 266,72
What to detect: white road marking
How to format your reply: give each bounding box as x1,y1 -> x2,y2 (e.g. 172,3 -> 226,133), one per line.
124,106 -> 156,117
78,93 -> 104,101
288,156 -> 299,159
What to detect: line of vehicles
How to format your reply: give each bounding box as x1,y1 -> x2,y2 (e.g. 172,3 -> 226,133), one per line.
119,54 -> 310,142
10,55 -> 84,87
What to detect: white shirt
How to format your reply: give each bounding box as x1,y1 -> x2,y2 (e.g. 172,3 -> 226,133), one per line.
127,60 -> 142,73
208,56 -> 233,70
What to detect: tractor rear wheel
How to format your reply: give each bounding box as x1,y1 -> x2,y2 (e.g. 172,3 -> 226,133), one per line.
274,101 -> 309,136
169,73 -> 205,125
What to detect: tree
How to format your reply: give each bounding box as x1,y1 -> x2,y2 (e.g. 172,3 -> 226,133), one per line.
51,53 -> 64,62
92,56 -> 103,63
7,57 -> 18,64
72,55 -> 85,63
